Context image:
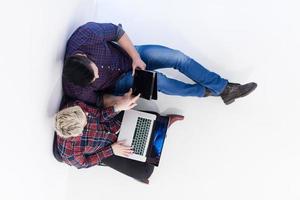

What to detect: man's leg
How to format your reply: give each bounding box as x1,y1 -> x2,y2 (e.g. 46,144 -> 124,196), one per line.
112,71 -> 134,96
114,45 -> 221,97
113,70 -> 205,97
135,45 -> 228,96
113,45 -> 257,103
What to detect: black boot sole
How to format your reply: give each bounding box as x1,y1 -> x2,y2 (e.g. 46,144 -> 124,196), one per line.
135,178 -> 150,184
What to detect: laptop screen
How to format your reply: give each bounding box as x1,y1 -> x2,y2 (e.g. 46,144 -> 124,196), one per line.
146,116 -> 169,166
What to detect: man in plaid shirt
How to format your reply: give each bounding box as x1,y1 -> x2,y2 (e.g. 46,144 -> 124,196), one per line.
62,22 -> 257,106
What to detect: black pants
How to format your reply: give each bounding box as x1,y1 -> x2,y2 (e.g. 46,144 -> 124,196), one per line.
102,155 -> 154,181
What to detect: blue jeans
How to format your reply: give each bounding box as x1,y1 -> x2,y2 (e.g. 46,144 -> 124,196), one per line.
113,45 -> 228,97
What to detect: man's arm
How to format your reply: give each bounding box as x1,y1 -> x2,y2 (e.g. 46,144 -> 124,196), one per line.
117,32 -> 140,62
87,22 -> 125,42
88,22 -> 139,60
87,22 -> 146,74
117,32 -> 146,75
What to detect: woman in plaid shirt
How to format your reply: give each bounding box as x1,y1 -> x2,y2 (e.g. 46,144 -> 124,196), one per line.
55,89 -> 140,168
54,89 -> 183,183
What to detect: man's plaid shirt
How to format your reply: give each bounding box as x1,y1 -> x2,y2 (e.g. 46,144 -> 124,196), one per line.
56,100 -> 120,169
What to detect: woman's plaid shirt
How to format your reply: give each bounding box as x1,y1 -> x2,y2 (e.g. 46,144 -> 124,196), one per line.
57,101 -> 120,169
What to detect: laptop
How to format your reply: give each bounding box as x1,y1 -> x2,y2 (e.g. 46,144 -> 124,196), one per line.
117,109 -> 168,166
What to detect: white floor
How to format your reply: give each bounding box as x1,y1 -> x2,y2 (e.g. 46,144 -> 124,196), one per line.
1,0 -> 300,200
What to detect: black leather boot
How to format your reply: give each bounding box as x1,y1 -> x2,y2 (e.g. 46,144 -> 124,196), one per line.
221,82 -> 257,105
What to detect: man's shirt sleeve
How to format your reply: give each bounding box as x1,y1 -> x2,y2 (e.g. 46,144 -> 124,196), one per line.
85,22 -> 125,42
65,22 -> 125,57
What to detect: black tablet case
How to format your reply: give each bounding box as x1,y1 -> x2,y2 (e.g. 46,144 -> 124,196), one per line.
132,69 -> 157,100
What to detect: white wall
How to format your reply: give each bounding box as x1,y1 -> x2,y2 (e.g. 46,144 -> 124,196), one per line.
0,0 -> 299,200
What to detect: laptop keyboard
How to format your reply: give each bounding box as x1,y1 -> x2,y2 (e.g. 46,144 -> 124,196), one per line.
131,117 -> 152,155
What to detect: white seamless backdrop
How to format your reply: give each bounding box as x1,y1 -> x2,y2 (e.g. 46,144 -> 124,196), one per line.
0,0 -> 299,200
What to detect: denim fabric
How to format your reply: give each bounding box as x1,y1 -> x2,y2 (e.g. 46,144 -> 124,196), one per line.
113,45 -> 228,97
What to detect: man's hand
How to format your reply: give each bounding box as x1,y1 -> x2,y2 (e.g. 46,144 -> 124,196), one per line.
111,140 -> 133,157
132,57 -> 146,76
114,89 -> 140,112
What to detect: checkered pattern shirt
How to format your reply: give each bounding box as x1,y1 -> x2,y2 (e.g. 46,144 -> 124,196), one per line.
63,22 -> 132,106
56,100 -> 120,169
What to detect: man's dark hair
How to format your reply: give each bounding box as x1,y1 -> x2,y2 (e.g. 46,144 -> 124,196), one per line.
63,55 -> 94,87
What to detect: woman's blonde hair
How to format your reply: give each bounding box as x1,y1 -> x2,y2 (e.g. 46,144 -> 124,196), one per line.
54,106 -> 87,138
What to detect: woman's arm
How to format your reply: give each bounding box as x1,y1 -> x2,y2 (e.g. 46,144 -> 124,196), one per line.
71,146 -> 113,169
71,142 -> 133,169
75,101 -> 118,122
75,89 -> 140,122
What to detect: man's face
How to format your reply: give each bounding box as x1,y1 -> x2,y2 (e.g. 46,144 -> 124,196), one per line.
89,61 -> 99,83
76,53 -> 99,83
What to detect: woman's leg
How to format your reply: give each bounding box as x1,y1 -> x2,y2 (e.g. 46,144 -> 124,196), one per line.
102,155 -> 154,182
101,114 -> 183,182
135,45 -> 228,95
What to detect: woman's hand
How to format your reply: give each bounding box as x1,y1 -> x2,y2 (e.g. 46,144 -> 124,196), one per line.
102,94 -> 122,108
111,140 -> 133,157
114,89 -> 140,112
